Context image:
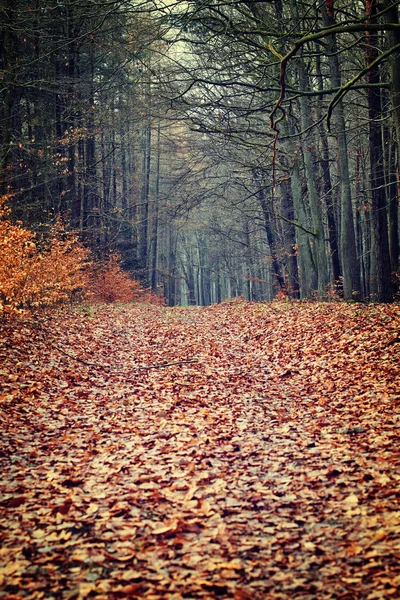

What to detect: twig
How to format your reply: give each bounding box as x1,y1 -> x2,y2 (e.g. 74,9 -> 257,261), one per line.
56,346 -> 99,367
137,360 -> 198,370
276,214 -> 318,237
55,345 -> 198,371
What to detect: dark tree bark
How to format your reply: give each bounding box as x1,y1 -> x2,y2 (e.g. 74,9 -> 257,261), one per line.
151,122 -> 161,291
321,0 -> 361,299
366,0 -> 393,302
382,0 -> 400,280
255,176 -> 287,296
0,0 -> 16,196
279,176 -> 300,298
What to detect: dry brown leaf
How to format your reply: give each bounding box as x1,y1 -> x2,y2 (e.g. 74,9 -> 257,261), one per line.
234,589 -> 254,600
151,518 -> 179,535
1,301 -> 399,599
344,493 -> 359,507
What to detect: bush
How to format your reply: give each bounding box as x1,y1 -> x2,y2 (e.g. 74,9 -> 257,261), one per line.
0,199 -> 90,315
0,197 -> 37,314
84,254 -> 144,304
0,197 -> 162,315
28,218 -> 90,307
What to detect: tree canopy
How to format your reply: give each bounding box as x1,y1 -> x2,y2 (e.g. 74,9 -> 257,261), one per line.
1,0 -> 399,303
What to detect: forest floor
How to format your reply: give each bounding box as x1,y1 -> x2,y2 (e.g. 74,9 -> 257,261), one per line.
0,300 -> 399,600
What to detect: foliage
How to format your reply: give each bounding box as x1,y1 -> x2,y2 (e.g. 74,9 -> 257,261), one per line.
0,197 -> 37,315
84,254 -> 156,305
0,301 -> 399,597
2,1 -> 399,304
0,198 -> 89,315
0,197 -> 157,315
30,219 -> 90,308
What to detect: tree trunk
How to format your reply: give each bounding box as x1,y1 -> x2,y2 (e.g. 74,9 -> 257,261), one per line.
139,118 -> 151,279
297,67 -> 330,296
65,9 -> 77,224
0,1 -> 15,196
289,0 -> 329,297
321,1 -> 361,299
315,49 -> 341,289
84,39 -> 97,246
366,0 -> 393,301
167,224 -> 177,306
255,177 -> 287,296
290,157 -> 318,298
150,121 -> 161,291
382,0 -> 400,279
279,175 -> 300,298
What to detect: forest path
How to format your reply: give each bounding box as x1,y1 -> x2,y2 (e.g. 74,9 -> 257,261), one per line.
1,301 -> 399,599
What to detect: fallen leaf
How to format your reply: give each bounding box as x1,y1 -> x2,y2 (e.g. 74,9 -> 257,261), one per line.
105,551 -> 136,562
184,484 -> 198,502
234,589 -> 253,600
303,541 -> 316,551
2,562 -> 21,576
78,582 -> 97,599
151,518 -> 179,535
199,499 -> 213,516
344,493 -> 359,507
120,569 -> 142,581
86,502 -> 99,515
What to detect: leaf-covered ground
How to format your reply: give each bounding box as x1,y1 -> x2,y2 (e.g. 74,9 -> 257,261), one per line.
1,300 -> 399,600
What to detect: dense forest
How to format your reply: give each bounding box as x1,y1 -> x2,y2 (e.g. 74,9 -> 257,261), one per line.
1,0 -> 400,305
2,4 -> 400,597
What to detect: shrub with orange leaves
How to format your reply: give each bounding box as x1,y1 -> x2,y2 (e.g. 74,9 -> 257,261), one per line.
83,254 -> 165,305
84,254 -> 144,304
0,197 -> 37,315
0,197 -> 162,315
0,199 -> 90,315
28,218 -> 90,308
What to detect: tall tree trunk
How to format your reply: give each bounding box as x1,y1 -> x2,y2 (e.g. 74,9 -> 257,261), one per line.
382,0 -> 400,156
290,0 -> 330,297
139,118 -> 151,279
216,258 -> 222,304
84,39 -> 97,246
120,100 -> 128,214
355,150 -> 366,296
150,121 -> 161,291
167,224 -> 177,306
0,1 -> 15,196
382,0 -> 400,279
315,49 -> 341,289
279,170 -> 300,298
388,135 -> 399,278
366,0 -> 393,301
255,176 -> 287,296
243,217 -> 253,300
321,1 -> 361,299
66,11 -> 78,227
181,241 -> 196,305
290,157 -> 318,297
298,87 -> 330,296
